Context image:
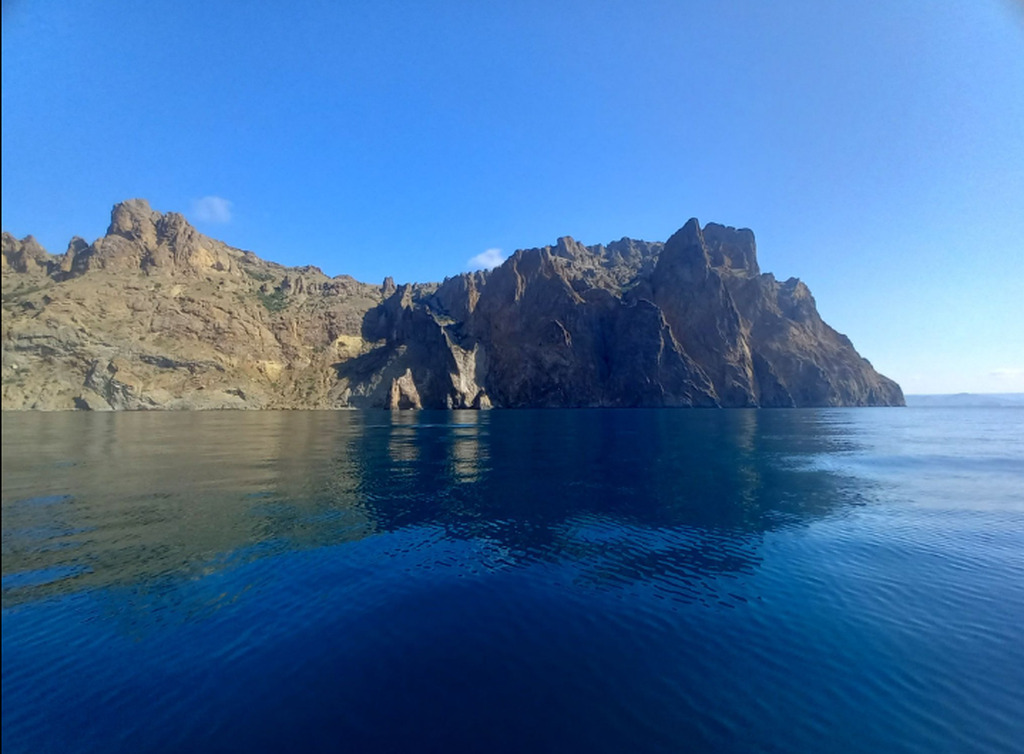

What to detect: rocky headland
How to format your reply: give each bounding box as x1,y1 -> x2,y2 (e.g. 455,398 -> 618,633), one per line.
1,200 -> 903,410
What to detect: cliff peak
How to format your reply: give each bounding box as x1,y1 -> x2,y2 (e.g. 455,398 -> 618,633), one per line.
703,222 -> 759,275
107,199 -> 160,241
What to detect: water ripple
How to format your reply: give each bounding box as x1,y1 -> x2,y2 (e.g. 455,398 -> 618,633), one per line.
2,408 -> 1023,753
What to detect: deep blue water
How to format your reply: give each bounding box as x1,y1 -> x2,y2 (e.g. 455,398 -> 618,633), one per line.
2,408 -> 1023,753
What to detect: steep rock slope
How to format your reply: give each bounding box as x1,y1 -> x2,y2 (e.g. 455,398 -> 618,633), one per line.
2,200 -> 386,409
2,200 -> 903,409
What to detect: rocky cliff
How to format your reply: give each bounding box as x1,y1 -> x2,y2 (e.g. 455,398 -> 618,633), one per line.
1,200 -> 903,410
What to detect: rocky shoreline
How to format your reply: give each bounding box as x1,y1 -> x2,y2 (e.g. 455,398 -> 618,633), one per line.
2,200 -> 903,410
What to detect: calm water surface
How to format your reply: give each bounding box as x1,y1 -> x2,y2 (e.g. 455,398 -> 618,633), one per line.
3,408 -> 1023,753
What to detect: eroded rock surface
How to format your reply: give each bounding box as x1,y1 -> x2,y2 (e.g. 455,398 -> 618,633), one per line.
2,200 -> 903,410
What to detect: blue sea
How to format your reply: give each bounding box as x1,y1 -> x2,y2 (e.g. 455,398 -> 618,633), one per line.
2,408 -> 1023,753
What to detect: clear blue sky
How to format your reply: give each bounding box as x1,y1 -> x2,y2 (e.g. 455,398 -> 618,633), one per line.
3,0 -> 1022,394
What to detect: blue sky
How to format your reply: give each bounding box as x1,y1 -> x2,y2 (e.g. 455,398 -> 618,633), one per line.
2,0 -> 1022,394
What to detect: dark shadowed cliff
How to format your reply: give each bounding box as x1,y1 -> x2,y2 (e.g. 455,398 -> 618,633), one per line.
1,200 -> 903,410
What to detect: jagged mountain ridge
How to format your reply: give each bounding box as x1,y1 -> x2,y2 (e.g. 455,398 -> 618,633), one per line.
1,199 -> 903,410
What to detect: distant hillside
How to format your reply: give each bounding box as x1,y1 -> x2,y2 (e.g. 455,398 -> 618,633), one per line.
906,393 -> 1024,408
2,199 -> 904,410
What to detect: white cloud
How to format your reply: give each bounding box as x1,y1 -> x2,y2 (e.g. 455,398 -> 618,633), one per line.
191,196 -> 233,224
467,247 -> 505,271
989,367 -> 1024,379
987,367 -> 1024,391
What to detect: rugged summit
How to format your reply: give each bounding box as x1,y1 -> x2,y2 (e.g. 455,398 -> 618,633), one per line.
1,200 -> 903,410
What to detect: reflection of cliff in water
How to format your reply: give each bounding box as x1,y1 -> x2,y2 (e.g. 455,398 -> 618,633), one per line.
354,409 -> 869,597
1,412 -> 377,607
2,410 -> 870,608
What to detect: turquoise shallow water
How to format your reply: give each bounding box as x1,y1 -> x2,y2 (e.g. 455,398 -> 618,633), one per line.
2,408 -> 1023,753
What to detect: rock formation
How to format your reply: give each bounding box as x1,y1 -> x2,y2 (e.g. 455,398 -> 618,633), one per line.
1,199 -> 903,410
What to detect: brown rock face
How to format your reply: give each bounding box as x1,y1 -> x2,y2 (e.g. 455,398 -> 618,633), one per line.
1,200 -> 903,410
460,244 -> 715,407
386,368 -> 423,410
1,234 -> 53,274
649,219 -> 757,406
2,200 -> 385,410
